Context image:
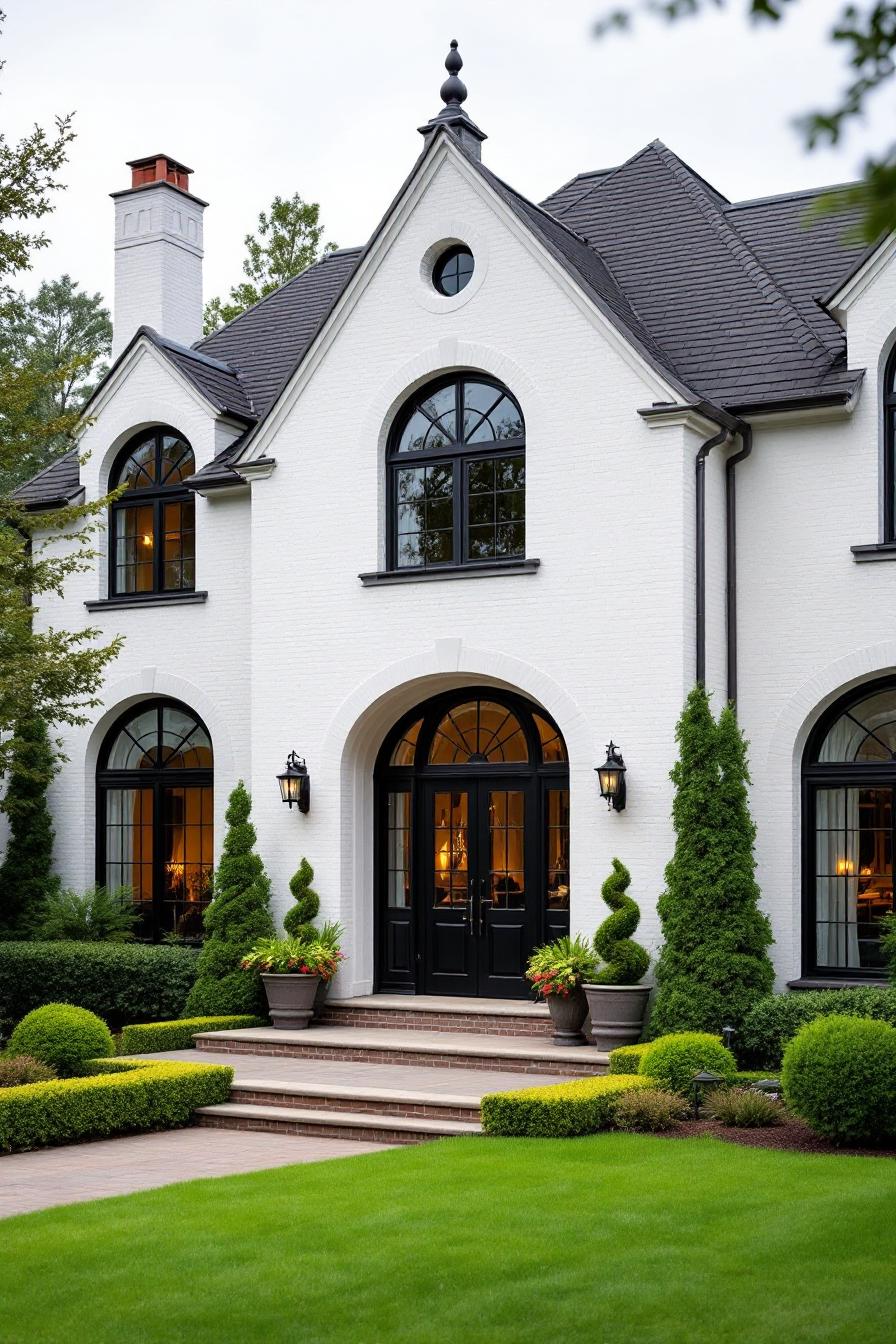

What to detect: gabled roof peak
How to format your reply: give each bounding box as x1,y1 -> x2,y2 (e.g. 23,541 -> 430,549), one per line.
418,39 -> 487,160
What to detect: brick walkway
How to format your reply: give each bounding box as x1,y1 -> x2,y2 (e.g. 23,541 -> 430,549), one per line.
0,1127 -> 392,1218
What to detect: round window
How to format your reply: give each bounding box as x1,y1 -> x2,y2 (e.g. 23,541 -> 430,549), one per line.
433,245 -> 474,296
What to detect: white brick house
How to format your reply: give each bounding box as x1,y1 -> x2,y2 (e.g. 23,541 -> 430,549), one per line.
14,44 -> 896,1001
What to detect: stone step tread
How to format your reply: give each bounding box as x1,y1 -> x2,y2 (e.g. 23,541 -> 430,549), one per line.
195,1025 -> 608,1066
231,1078 -> 482,1109
197,1102 -> 482,1136
327,995 -> 549,1018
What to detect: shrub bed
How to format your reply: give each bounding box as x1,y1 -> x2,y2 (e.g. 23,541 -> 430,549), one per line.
8,1004 -> 113,1076
739,987 -> 896,1068
0,942 -> 199,1033
0,1057 -> 233,1153
608,1042 -> 653,1074
118,1016 -> 266,1054
481,1074 -> 651,1138
781,1015 -> 896,1145
640,1032 -> 737,1094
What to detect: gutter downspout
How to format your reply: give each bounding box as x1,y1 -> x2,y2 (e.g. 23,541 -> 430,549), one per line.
725,423 -> 753,706
695,428 -> 730,685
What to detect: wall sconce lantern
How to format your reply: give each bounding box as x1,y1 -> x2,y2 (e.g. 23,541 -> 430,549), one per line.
596,742 -> 627,811
277,752 -> 310,813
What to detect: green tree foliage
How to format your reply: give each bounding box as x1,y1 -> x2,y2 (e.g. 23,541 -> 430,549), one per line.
185,782 -> 275,1017
0,17 -> 122,773
282,857 -> 320,939
592,857 -> 649,985
0,715 -> 55,938
594,1 -> 896,241
650,686 -> 774,1037
203,193 -> 336,332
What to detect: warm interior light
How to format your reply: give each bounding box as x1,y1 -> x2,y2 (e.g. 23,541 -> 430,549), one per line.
141,534 -> 153,548
836,858 -> 855,876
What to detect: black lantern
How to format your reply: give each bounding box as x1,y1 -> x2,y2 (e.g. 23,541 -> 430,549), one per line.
277,752 -> 310,813
690,1068 -> 724,1120
595,741 -> 627,811
721,1025 -> 736,1053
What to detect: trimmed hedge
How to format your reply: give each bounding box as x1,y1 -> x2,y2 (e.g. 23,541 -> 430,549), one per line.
608,1042 -> 653,1074
0,942 -> 199,1032
782,1015 -> 896,1145
481,1074 -> 651,1138
0,1056 -> 233,1153
739,987 -> 896,1068
118,1015 -> 266,1054
640,1032 -> 737,1094
7,1004 -> 113,1076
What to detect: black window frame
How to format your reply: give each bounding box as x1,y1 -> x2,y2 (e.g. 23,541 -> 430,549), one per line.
108,426 -> 196,597
386,373 -> 526,573
96,697 -> 214,944
802,675 -> 896,980
432,245 -> 475,296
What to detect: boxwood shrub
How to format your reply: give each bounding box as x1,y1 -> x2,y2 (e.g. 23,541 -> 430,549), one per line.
0,1057 -> 234,1153
7,1004 -> 114,1076
481,1074 -> 651,1138
739,987 -> 896,1068
640,1032 -> 737,1094
608,1042 -> 653,1074
118,1016 -> 266,1054
0,942 -> 199,1033
781,1014 -> 896,1145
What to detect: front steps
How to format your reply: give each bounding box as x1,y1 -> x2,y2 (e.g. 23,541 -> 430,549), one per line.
182,994 -> 606,1145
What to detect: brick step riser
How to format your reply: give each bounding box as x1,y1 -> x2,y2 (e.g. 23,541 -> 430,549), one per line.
200,1037 -> 601,1076
196,1114 -> 443,1146
319,1007 -> 554,1038
230,1088 -> 480,1122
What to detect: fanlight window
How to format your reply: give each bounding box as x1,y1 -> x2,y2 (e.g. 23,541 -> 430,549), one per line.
815,688 -> 896,763
534,713 -> 568,763
390,719 -> 422,767
104,703 -> 213,772
110,427 -> 196,596
429,700 -> 529,765
388,375 -> 525,570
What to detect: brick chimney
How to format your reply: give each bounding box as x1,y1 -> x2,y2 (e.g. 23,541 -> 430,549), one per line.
111,154 -> 207,359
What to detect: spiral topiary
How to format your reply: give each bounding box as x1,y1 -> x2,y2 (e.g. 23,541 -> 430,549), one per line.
7,1003 -> 113,1077
282,858 -> 320,940
592,858 -> 649,985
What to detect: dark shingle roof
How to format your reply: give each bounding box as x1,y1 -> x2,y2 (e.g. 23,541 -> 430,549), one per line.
12,449 -> 82,509
152,333 -> 257,422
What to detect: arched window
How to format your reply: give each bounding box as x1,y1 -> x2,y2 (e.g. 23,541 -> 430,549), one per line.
387,374 -> 525,571
109,427 -> 196,596
97,700 -> 213,941
885,346 -> 896,540
803,678 -> 896,977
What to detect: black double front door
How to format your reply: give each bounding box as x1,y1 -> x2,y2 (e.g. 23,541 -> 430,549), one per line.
422,779 -> 538,997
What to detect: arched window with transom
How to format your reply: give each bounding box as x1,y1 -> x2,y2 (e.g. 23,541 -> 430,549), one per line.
97,700 -> 213,941
109,427 -> 196,596
387,374 -> 525,571
803,678 -> 896,978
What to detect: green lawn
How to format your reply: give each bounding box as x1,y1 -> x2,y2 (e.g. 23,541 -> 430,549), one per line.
2,1134 -> 894,1344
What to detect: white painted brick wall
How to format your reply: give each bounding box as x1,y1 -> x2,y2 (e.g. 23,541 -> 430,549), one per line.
112,183 -> 204,357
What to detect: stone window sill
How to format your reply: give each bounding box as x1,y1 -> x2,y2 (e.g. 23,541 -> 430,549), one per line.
85,591 -> 208,612
359,559 -> 540,587
851,542 -> 896,563
786,976 -> 888,991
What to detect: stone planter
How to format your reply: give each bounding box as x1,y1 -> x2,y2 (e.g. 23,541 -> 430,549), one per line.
545,987 -> 589,1046
261,972 -> 321,1030
312,975 -> 332,1020
582,983 -> 651,1052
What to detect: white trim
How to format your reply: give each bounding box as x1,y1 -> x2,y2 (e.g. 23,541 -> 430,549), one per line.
744,394 -> 862,430
827,233 -> 896,321
640,407 -> 723,437
79,339 -> 222,438
235,135 -> 682,466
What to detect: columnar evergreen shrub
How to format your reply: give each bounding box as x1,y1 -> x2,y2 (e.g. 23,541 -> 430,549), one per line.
7,1003 -> 113,1076
0,715 -> 55,938
639,1031 -> 737,1094
591,858 -> 649,985
184,782 -> 274,1017
782,1015 -> 896,1144
739,987 -> 896,1067
282,858 -> 320,939
650,688 -> 774,1036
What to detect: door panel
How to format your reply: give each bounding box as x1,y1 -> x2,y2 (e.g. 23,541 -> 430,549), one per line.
477,784 -> 537,997
424,788 -> 477,994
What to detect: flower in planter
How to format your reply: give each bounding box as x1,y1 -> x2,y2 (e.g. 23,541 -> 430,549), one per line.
526,936 -> 597,999
241,934 -> 344,979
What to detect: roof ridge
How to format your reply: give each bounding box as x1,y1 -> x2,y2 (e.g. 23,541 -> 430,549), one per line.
726,181 -> 862,211
649,141 -> 833,370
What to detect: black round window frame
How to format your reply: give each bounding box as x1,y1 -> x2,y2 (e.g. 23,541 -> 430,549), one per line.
386,372 -> 526,572
108,425 -> 196,598
802,674 -> 896,980
432,244 -> 475,297
96,697 -> 214,945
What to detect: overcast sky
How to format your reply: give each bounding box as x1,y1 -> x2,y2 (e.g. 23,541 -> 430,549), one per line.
4,0 -> 892,309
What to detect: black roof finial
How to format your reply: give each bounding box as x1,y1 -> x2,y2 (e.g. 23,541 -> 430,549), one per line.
440,39 -> 468,108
